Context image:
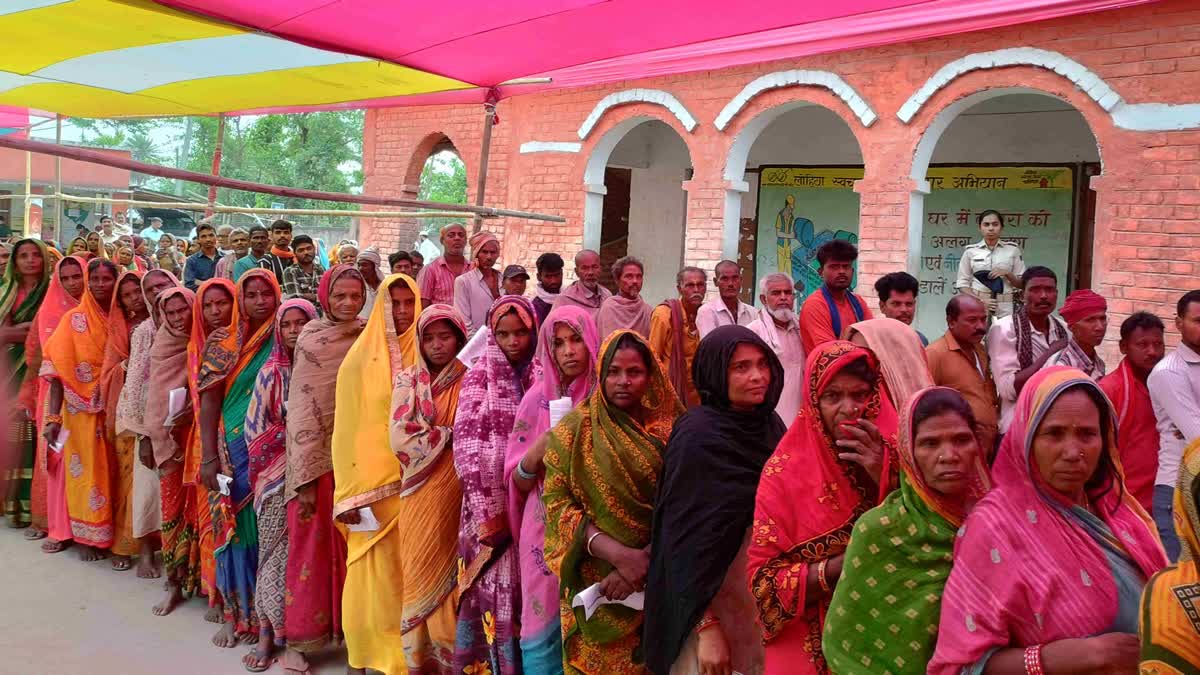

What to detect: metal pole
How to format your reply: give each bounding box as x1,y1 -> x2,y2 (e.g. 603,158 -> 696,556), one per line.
22,149 -> 31,236
473,102 -> 496,233
54,114 -> 63,242
207,113 -> 225,217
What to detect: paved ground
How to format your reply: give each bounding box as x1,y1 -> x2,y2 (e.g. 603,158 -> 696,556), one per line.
0,526 -> 349,674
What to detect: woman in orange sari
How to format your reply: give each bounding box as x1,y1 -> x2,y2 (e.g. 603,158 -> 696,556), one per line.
40,257 -> 119,563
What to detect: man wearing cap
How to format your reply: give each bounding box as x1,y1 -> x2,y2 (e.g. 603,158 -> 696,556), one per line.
596,255 -> 651,338
502,264 -> 528,297
1047,289 -> 1108,379
454,230 -> 502,337
532,253 -> 564,325
417,222 -> 471,305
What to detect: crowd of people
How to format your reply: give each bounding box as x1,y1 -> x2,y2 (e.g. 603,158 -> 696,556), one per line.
2,213 -> 1200,675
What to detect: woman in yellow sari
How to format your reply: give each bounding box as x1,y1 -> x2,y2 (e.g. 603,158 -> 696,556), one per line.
40,257 -> 119,563
332,273 -> 423,675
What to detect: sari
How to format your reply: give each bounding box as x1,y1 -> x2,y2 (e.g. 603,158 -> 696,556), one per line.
2,238 -> 50,528
284,264 -> 364,652
40,259 -> 119,548
245,298 -> 317,644
333,273 -> 422,674
146,286 -> 200,594
504,306 -> 601,673
99,269 -> 145,557
644,325 -> 782,675
385,303 -> 471,673
453,295 -> 542,675
198,268 -> 282,634
929,368 -> 1167,673
846,317 -> 933,410
27,255 -> 84,541
1140,436 -> 1200,672
747,341 -> 899,675
822,387 -> 990,674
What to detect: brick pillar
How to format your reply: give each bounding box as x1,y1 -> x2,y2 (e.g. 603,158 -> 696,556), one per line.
854,176 -> 917,294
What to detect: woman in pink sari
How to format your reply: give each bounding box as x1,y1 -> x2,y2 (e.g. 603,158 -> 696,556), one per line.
504,305 -> 600,673
929,367 -> 1166,674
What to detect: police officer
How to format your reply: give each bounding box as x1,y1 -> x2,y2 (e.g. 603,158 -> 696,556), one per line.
955,209 -> 1025,318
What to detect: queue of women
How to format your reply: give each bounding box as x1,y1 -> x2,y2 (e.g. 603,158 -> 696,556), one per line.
4,232 -> 1200,675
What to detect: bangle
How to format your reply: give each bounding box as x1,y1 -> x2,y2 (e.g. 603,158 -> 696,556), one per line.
201,456 -> 218,466
44,413 -> 63,425
586,531 -> 604,557
1023,645 -> 1044,675
817,559 -> 832,594
515,458 -> 537,481
695,616 -> 721,634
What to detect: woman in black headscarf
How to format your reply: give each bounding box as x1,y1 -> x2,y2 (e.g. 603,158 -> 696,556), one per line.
644,325 -> 786,675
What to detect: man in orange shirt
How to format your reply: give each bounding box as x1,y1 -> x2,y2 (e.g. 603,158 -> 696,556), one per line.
798,240 -> 873,352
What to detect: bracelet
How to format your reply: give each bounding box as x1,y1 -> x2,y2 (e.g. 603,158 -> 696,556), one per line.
1023,645 -> 1044,675
201,456 -> 218,466
586,531 -> 604,557
817,559 -> 832,594
695,616 -> 721,634
44,413 -> 63,425
515,458 -> 538,481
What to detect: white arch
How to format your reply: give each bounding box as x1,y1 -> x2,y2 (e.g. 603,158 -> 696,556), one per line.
577,88 -> 698,140
714,69 -> 878,130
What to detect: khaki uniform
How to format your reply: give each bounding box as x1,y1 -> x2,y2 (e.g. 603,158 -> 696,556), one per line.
955,239 -> 1025,318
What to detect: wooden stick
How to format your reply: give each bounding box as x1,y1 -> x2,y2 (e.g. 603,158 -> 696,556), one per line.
0,192 -> 491,219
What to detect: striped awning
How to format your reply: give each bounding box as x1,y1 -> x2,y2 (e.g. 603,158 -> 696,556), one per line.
0,0 -> 472,117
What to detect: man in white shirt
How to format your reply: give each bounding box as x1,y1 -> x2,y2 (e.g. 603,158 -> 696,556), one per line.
697,259 -> 758,338
139,217 -> 166,243
1148,289 -> 1200,561
746,273 -> 803,427
1046,289 -> 1108,380
985,266 -> 1068,433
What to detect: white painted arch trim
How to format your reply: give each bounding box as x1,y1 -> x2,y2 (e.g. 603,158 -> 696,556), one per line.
715,70 -> 878,130
577,89 -> 698,140
519,141 -> 582,154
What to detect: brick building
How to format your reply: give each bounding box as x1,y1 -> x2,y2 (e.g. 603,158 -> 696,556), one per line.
362,0 -> 1200,353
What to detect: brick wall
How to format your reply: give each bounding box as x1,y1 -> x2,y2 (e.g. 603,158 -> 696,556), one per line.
363,0 -> 1200,358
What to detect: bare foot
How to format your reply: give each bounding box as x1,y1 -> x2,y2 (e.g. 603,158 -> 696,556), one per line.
237,630 -> 258,645
24,527 -> 47,540
41,538 -> 70,553
79,545 -> 107,562
280,648 -> 310,675
136,555 -> 161,579
204,606 -> 223,624
212,622 -> 238,648
111,555 -> 132,571
153,582 -> 185,616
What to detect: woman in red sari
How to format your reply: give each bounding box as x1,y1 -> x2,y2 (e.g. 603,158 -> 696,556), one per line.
748,340 -> 899,675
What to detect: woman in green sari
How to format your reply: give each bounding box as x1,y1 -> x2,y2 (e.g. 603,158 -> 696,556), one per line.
1,238 -> 51,530
822,387 -> 990,674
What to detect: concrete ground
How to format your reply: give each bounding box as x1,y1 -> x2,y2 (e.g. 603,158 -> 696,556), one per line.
0,526 -> 349,674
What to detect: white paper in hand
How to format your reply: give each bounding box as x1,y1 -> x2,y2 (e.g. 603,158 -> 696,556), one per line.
456,327 -> 489,369
570,583 -> 645,621
49,427 -> 69,454
216,473 -> 233,496
548,396 -> 573,428
165,387 -> 188,425
346,506 -> 381,532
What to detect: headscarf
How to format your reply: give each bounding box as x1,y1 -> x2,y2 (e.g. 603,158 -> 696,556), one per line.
644,325 -> 786,674
0,238 -> 51,387
67,236 -> 89,257
184,277 -> 237,482
116,270 -> 180,436
41,258 -> 116,414
746,341 -> 899,670
99,270 -> 146,437
356,248 -> 382,276
469,231 -> 498,259
145,287 -> 196,466
245,298 -> 317,511
21,255 -> 84,413
196,268 -> 280,394
1059,289 -> 1107,326
1139,436 -> 1200,671
847,317 -> 934,409
331,273 -> 421,516
930,367 -> 1166,673
823,386 -> 990,673
285,264 -> 368,498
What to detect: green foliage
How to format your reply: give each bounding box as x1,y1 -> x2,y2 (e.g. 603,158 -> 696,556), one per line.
417,150 -> 468,234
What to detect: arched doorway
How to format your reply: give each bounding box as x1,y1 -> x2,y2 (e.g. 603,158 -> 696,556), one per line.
724,102 -> 865,305
908,88 -> 1101,335
392,132 -> 467,253
583,118 -> 692,304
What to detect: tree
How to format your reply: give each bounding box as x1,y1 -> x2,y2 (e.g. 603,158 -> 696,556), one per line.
417,150 -> 467,234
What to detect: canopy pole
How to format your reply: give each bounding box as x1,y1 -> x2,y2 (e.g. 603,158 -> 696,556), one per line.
54,114 -> 63,242
22,149 -> 31,237
207,113 -> 225,218
473,101 -> 496,233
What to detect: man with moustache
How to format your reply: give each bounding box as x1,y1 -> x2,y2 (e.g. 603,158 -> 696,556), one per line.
1099,312 -> 1165,512
986,266 -> 1068,434
1046,289 -> 1108,379
417,222 -> 470,305
874,271 -> 927,346
926,294 -> 1001,459
746,272 -> 803,427
696,259 -> 758,337
282,235 -> 325,307
798,240 -> 873,352
233,225 -> 272,281
596,256 -> 652,338
552,249 -> 611,318
649,266 -> 706,408
215,228 -> 248,280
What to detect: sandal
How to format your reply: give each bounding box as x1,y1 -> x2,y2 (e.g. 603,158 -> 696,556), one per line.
242,650 -> 274,673
24,527 -> 47,540
41,539 -> 70,553
111,557 -> 132,571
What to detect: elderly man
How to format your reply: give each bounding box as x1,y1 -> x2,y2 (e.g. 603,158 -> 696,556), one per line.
532,252 -> 564,324
502,265 -> 528,297
649,267 -> 706,408
696,260 -> 758,337
746,272 -> 802,427
416,222 -> 470,305
215,227 -> 248,279
357,248 -> 385,319
215,224 -> 233,255
874,271 -> 927,346
1047,289 -> 1108,379
926,294 -> 1000,458
596,255 -> 652,338
1099,312 -> 1165,513
454,231 -> 502,336
552,249 -> 611,318
986,266 -> 1067,433
798,240 -> 873,352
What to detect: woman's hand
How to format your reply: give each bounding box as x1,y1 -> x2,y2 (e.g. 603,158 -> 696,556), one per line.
336,508 -> 362,525
137,437 -> 155,470
1076,633 -> 1140,674
696,625 -> 732,675
297,483 -> 318,518
836,418 -> 885,485
611,545 -> 651,591
598,570 -> 636,601
0,322 -> 31,345
199,458 -> 220,492
42,421 -> 62,446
